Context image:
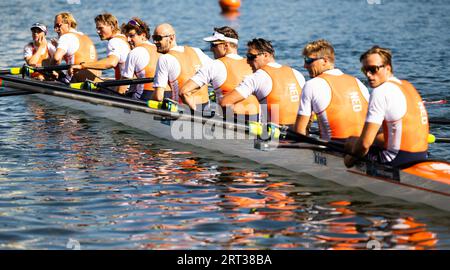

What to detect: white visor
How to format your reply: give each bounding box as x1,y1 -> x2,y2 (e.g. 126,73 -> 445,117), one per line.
203,31 -> 238,45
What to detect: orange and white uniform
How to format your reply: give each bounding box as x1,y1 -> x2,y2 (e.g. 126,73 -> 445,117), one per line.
122,41 -> 159,99
57,30 -> 97,65
366,77 -> 429,165
298,69 -> 370,140
190,53 -> 259,115
107,34 -> 131,80
24,42 -> 56,78
153,46 -> 213,104
23,42 -> 56,65
235,62 -> 305,125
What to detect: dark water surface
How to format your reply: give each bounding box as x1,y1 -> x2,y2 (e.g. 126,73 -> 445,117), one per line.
0,0 -> 449,249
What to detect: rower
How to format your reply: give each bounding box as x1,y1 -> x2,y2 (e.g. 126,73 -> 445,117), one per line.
152,23 -> 213,110
52,12 -> 100,83
344,46 -> 429,168
116,18 -> 159,101
294,39 -> 370,141
220,38 -> 305,128
180,26 -> 259,122
23,23 -> 56,81
69,13 -> 130,82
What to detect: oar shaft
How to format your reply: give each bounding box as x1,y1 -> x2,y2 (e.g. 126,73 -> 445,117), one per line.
97,77 -> 154,87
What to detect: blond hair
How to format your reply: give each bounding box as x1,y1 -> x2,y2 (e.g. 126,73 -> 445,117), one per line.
56,12 -> 77,29
94,13 -> 120,33
302,39 -> 335,63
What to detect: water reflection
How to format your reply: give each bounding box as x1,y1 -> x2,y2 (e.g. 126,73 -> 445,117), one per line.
0,99 -> 446,249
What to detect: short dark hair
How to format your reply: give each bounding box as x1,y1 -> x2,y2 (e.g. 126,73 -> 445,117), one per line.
247,38 -> 275,56
360,45 -> 394,73
120,17 -> 150,39
214,26 -> 238,48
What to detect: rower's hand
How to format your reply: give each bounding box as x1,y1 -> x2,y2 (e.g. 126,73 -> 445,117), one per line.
117,86 -> 129,95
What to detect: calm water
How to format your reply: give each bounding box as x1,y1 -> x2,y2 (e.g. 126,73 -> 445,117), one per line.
0,0 -> 449,249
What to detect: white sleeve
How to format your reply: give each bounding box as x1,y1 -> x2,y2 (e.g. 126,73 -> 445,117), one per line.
365,86 -> 388,124
57,34 -> 79,55
153,54 -> 180,88
235,70 -> 272,100
47,42 -> 56,57
23,44 -> 33,58
298,80 -> 314,116
107,38 -> 129,63
293,69 -> 306,89
121,50 -> 139,78
193,47 -> 214,67
356,78 -> 370,102
190,60 -> 227,89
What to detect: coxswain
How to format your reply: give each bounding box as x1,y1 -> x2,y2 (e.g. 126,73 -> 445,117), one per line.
344,46 -> 429,168
180,26 -> 259,122
23,23 -> 56,81
152,23 -> 213,110
52,12 -> 100,83
220,38 -> 305,127
294,39 -> 370,140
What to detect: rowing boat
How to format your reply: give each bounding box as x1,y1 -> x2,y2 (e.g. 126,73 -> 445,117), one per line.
1,75 -> 449,212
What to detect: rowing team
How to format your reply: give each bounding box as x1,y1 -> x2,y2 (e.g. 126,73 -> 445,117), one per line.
23,12 -> 429,169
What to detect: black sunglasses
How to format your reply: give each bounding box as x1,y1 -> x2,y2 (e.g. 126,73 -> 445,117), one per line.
361,65 -> 385,75
152,34 -> 172,42
304,56 -> 323,65
246,52 -> 264,61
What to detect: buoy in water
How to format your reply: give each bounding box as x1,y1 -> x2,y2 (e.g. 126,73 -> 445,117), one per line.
219,0 -> 241,12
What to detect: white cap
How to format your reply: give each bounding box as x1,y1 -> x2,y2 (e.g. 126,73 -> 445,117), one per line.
203,31 -> 238,45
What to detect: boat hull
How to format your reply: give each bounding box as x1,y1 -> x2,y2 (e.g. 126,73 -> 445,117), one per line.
32,93 -> 450,212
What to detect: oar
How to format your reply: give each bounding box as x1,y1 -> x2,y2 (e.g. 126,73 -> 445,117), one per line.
70,77 -> 154,91
0,64 -> 72,76
428,134 -> 450,143
429,118 -> 450,125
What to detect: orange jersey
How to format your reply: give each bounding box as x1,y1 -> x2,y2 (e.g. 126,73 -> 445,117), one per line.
383,80 -> 429,153
168,46 -> 209,104
218,57 -> 259,115
261,65 -> 302,125
28,43 -> 51,78
62,32 -> 97,65
317,73 -> 368,139
135,43 -> 160,90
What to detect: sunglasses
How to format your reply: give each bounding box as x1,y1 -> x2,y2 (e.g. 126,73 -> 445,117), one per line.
152,34 -> 172,42
246,52 -> 264,61
53,23 -> 64,29
304,56 -> 323,65
361,65 -> 385,75
210,42 -> 225,48
128,20 -> 141,28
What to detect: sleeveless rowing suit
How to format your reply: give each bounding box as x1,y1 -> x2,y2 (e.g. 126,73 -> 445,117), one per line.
260,65 -> 302,125
134,42 -> 160,99
60,31 -> 99,82
168,46 -> 209,106
365,77 -> 429,167
218,56 -> 260,117
316,73 -> 368,140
